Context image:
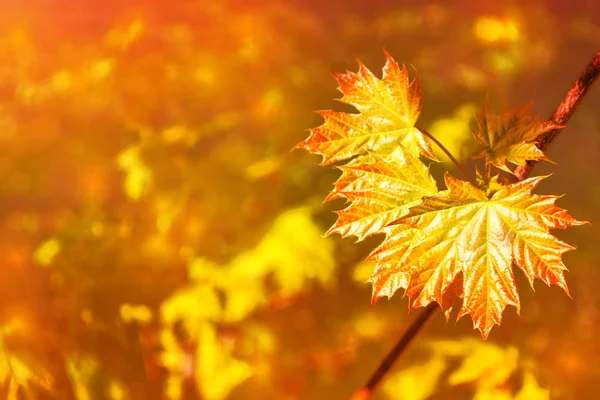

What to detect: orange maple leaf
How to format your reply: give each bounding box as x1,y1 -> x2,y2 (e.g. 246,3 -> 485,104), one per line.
295,51 -> 438,164
325,146 -> 438,241
472,101 -> 562,174
369,173 -> 585,338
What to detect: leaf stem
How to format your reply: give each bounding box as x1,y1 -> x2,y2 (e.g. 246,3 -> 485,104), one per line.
352,303 -> 438,400
416,126 -> 475,186
513,50 -> 600,181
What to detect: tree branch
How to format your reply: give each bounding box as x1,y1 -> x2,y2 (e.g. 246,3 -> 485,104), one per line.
352,303 -> 437,400
513,50 -> 600,181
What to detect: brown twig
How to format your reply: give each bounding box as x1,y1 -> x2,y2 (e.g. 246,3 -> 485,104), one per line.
353,49 -> 600,400
513,50 -> 600,181
417,126 -> 475,186
352,304 -> 437,400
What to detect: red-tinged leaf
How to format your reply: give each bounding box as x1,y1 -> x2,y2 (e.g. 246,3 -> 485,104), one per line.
326,145 -> 438,241
369,173 -> 585,338
295,51 -> 437,164
472,101 -> 562,174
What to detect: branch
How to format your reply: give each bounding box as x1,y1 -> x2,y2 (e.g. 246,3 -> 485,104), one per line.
354,49 -> 600,400
352,303 -> 437,400
513,50 -> 600,181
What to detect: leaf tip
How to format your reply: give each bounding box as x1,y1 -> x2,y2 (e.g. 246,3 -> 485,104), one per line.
479,327 -> 492,340
382,47 -> 393,62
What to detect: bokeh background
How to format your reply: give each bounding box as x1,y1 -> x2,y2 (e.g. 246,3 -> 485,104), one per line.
0,0 -> 599,399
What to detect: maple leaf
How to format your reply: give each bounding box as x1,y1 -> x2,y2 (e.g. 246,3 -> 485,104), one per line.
369,173 -> 584,338
325,145 -> 438,240
472,101 -> 562,174
295,51 -> 438,164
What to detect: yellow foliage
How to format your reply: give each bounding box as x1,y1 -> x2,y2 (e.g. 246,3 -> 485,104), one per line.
120,304 -> 153,325
161,125 -> 197,146
33,238 -> 61,267
158,330 -> 186,374
384,355 -> 446,400
67,356 -> 97,400
116,146 -> 153,200
187,257 -> 219,281
353,261 -> 375,283
187,206 -> 335,323
89,58 -> 115,81
68,356 -> 129,400
245,156 -> 281,180
154,195 -> 185,235
515,371 -> 550,400
258,207 -> 336,295
240,324 -> 277,355
106,380 -> 128,400
0,321 -> 52,399
474,17 -> 521,44
105,20 -> 144,49
489,51 -> 517,73
386,338 -> 548,400
354,312 -> 386,340
220,274 -> 267,323
195,323 -> 252,400
161,284 -> 222,335
431,339 -> 518,390
159,207 -> 335,398
50,70 -> 72,92
473,371 -> 550,400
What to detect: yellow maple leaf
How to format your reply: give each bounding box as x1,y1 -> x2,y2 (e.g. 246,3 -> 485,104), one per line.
295,51 -> 437,164
325,145 -> 438,240
370,173 -> 584,338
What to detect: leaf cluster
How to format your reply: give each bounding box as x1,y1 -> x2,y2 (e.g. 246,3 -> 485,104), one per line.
296,52 -> 585,338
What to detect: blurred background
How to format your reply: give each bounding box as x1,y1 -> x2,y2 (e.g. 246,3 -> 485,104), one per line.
0,0 -> 599,399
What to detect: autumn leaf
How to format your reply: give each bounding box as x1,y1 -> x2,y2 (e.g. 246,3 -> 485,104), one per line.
0,320 -> 53,399
325,145 -> 438,240
369,173 -> 584,338
383,353 -> 446,400
383,338 -> 550,400
295,51 -> 438,164
195,323 -> 252,400
435,339 -> 519,389
472,101 -> 562,174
